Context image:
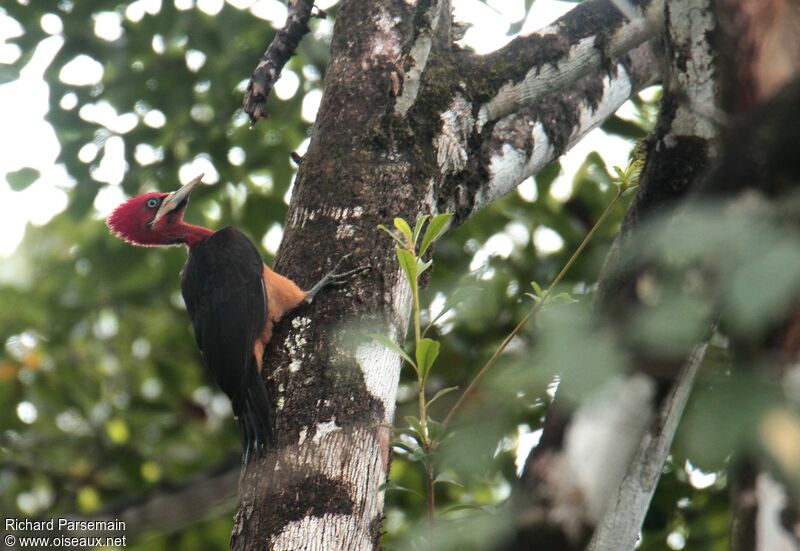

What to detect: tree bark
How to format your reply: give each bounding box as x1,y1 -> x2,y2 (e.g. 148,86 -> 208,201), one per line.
510,1 -> 719,548
230,1 -> 668,549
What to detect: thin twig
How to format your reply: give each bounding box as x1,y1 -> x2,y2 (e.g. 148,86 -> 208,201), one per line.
441,186 -> 629,430
243,0 -> 315,124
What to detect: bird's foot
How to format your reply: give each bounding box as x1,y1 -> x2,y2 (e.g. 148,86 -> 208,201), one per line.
304,254 -> 370,304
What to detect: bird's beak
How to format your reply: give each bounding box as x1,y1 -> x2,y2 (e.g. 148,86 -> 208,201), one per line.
151,174 -> 204,227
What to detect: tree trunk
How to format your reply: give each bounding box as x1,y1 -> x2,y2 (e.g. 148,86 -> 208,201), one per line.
228,0 -> 762,549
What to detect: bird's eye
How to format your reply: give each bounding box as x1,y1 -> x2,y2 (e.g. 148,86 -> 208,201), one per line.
146,198 -> 159,209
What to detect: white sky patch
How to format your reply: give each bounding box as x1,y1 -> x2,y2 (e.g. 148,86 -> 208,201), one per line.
179,154 -> 219,184
94,11 -> 123,42
454,0 -> 511,54
134,143 -> 163,166
227,0 -> 255,10
80,101 -> 138,134
227,146 -> 246,166
262,223 -> 283,254
143,109 -> 166,128
616,85 -> 660,121
1,10 -> 23,42
521,0 -> 574,33
301,88 -> 322,123
197,0 -> 223,16
59,53 -> 103,86
91,136 -> 127,185
505,221 -> 530,247
17,401 -> 38,424
283,175 -> 294,205
151,34 -> 165,54
124,0 -> 163,20
78,143 -> 99,164
0,176 -> 70,255
550,127 -> 633,201
274,69 -> 300,100
0,0 -> 638,266
517,176 -> 538,202
685,459 -> 718,490
59,92 -> 78,110
250,0 -> 287,27
667,532 -> 686,550
94,185 -> 128,217
295,137 -> 311,158
185,49 -> 207,72
40,13 -> 63,35
0,42 -> 21,64
0,35 -> 69,256
175,0 -> 195,11
485,233 -> 514,258
453,0 -> 573,54
469,232 -> 513,273
533,226 -> 564,254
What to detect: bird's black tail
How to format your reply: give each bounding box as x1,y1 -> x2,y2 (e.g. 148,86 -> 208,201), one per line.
238,367 -> 274,465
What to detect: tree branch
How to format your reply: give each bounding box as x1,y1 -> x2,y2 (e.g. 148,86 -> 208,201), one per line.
472,42 -> 657,214
242,0 -> 315,124
505,2 -> 720,547
474,0 -> 664,131
587,342 -> 707,551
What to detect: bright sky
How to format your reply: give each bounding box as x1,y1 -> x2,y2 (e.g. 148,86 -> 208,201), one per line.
0,0 -> 639,258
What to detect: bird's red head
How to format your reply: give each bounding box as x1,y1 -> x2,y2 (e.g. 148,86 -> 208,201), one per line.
107,174 -> 212,247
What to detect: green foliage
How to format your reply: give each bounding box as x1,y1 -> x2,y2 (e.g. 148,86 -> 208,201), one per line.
6,167 -> 40,192
1,1 -> 762,550
375,214 -> 454,521
0,0 -> 326,547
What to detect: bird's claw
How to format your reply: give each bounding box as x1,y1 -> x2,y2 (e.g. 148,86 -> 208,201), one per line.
304,256 -> 370,304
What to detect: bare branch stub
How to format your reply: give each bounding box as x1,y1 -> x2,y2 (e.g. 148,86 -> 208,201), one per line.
243,0 -> 315,124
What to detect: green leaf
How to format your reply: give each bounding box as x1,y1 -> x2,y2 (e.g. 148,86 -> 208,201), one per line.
409,446 -> 427,462
393,217 -> 413,248
525,292 -> 539,302
530,280 -> 544,297
419,213 -> 453,257
368,333 -> 416,370
397,429 -> 425,449
378,224 -> 405,247
0,63 -> 20,85
427,418 -> 445,441
396,248 -> 418,291
416,338 -> 440,381
412,215 -> 429,246
6,167 -> 40,192
433,471 -> 463,487
404,416 -> 426,440
390,440 -> 418,454
552,292 -> 579,305
441,503 -> 492,516
379,481 -> 423,498
427,386 -> 458,408
417,257 -> 433,276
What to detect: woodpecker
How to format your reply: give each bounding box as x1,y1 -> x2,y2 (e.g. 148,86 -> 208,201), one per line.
107,175 -> 364,459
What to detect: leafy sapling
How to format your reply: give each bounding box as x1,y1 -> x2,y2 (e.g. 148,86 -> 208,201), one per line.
374,213 -> 452,521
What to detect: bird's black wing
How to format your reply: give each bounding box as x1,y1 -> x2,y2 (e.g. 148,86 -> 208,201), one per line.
180,227 -> 272,447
